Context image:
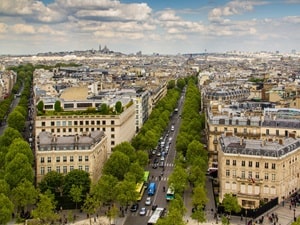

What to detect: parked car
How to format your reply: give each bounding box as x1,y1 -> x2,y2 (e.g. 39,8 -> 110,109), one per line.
152,163 -> 158,169
139,207 -> 147,216
154,158 -> 159,164
159,161 -> 164,167
145,197 -> 151,206
130,203 -> 139,212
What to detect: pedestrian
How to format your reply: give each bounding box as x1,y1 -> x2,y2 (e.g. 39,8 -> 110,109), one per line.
159,175 -> 161,181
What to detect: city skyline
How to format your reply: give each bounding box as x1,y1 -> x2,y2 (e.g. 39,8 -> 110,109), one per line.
0,0 -> 300,55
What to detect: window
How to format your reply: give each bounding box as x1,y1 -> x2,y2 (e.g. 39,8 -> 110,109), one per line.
56,121 -> 61,126
264,173 -> 269,180
74,121 -> 78,125
256,162 -> 259,168
79,156 -> 82,162
51,121 -> 55,126
85,165 -> 89,172
266,129 -> 269,135
226,170 -> 230,177
47,166 -> 52,172
56,157 -> 60,162
41,167 -> 45,175
234,128 -> 237,133
226,159 -> 230,165
248,161 -> 252,167
232,170 -> 236,178
111,120 -> 115,125
63,166 -> 67,174
248,171 -> 252,178
63,156 -> 67,162
47,157 -> 51,163
68,121 -> 72,126
242,161 -> 245,167
70,166 -> 74,171
85,121 -> 89,125
56,166 -> 60,173
255,172 -> 259,179
40,157 -> 45,163
271,174 -> 275,181
70,156 -> 74,162
276,130 -> 279,136
271,163 -> 276,169
241,171 -> 245,179
102,121 -> 106,125
111,141 -> 115,146
80,121 -> 83,125
265,163 -> 268,169
233,160 -> 236,166
214,127 -> 217,131
85,156 -> 89,162
111,127 -> 115,132
78,165 -> 83,170
97,120 -> 100,125
42,122 -> 45,126
102,128 -> 106,132
243,128 -> 247,133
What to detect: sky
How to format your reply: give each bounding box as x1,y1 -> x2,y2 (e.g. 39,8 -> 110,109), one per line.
0,0 -> 300,55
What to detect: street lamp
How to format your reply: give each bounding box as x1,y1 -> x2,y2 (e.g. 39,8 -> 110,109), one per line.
294,208 -> 296,222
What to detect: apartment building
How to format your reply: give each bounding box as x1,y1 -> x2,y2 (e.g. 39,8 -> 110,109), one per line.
218,134 -> 300,208
35,103 -> 136,154
36,130 -> 108,183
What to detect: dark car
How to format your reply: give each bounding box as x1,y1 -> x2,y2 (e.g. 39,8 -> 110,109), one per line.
152,163 -> 158,169
154,158 -> 159,164
130,203 -> 139,212
152,204 -> 158,211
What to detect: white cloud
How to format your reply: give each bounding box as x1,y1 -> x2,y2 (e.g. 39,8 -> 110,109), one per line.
11,24 -> 35,34
0,23 -> 8,33
208,0 -> 268,22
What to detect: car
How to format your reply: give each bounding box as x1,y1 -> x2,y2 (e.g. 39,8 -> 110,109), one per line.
152,205 -> 158,211
145,197 -> 151,206
130,203 -> 139,212
171,125 -> 175,131
139,207 -> 147,216
154,158 -> 159,164
151,149 -> 156,155
159,161 -> 164,168
152,163 -> 158,169
156,151 -> 161,157
160,156 -> 165,161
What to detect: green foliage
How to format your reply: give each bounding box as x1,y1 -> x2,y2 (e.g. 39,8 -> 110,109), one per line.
115,101 -> 123,113
102,151 -> 130,180
4,153 -> 34,188
37,101 -> 44,112
292,216 -> 300,225
69,185 -> 83,209
222,193 -> 241,215
192,185 -> 208,209
7,111 -> 26,132
113,142 -> 136,162
31,193 -> 59,224
63,169 -> 91,196
98,103 -> 110,114
91,174 -> 118,204
11,179 -> 38,214
5,138 -> 34,166
0,179 -> 10,196
115,180 -> 139,206
167,80 -> 176,89
168,165 -> 188,194
54,100 -> 63,112
0,193 -> 14,225
176,78 -> 186,90
39,171 -> 64,195
191,208 -> 206,223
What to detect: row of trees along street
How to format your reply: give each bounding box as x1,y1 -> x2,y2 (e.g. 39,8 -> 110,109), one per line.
0,64 -> 247,225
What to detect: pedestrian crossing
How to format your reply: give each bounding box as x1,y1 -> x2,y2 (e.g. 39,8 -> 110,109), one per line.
150,163 -> 174,167
130,209 -> 154,217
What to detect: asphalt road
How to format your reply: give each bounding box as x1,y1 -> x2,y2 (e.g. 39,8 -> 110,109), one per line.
124,91 -> 185,225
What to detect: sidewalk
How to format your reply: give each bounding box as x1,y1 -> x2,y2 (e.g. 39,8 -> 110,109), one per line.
183,176 -> 299,225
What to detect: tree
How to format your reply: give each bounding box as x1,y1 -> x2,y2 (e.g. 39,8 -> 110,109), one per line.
127,162 -> 144,183
115,180 -> 139,206
107,204 -> 118,225
102,151 -> 130,180
113,142 -> 136,162
222,193 -> 241,216
0,193 -> 14,225
135,150 -> 149,167
5,138 -> 34,166
115,101 -> 123,113
176,78 -> 186,90
168,165 -> 188,194
4,153 -> 34,188
31,193 -> 59,225
69,184 -> 83,209
54,100 -> 62,112
292,217 -> 300,225
81,194 -> 100,225
91,174 -> 118,205
37,100 -> 44,112
7,111 -> 25,132
186,140 -> 207,165
0,179 -> 10,196
0,127 -> 22,156
11,179 -> 38,216
99,103 -> 110,114
38,171 -> 64,195
63,169 -> 91,196
192,185 -> 208,210
167,80 -> 176,89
